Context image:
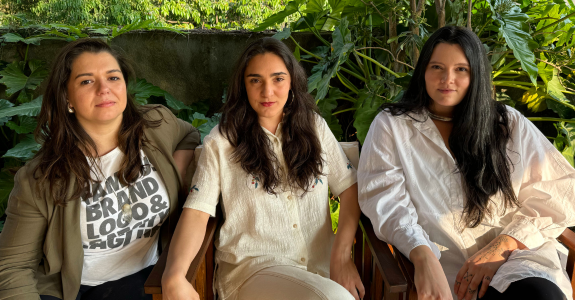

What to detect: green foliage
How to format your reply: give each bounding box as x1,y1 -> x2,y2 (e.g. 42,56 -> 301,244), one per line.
0,0 -> 287,30
255,0 -> 575,160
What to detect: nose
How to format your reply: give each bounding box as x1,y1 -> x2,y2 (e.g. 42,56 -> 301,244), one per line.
441,69 -> 455,84
261,81 -> 274,98
96,80 -> 111,95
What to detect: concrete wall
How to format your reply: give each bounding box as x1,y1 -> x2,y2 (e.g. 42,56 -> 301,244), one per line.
0,30 -> 325,114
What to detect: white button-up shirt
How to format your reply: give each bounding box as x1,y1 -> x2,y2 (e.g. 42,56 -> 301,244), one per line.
184,117 -> 357,299
358,108 -> 575,299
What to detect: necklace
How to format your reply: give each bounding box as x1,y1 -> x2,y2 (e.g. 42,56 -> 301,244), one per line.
94,158 -> 133,223
428,111 -> 453,122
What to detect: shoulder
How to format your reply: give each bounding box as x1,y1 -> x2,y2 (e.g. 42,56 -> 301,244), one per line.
203,124 -> 228,147
141,104 -> 175,122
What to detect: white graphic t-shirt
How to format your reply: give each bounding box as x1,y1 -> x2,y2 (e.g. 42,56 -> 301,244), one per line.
80,148 -> 170,286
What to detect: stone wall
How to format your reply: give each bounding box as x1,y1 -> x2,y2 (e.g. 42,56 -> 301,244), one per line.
0,30 -> 325,114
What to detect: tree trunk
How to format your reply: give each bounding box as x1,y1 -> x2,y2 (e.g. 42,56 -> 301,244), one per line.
467,0 -> 472,29
435,0 -> 446,28
410,0 -> 425,64
389,11 -> 400,72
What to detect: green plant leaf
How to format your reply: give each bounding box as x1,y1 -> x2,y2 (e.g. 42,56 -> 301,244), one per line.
253,0 -> 302,31
0,96 -> 42,119
197,113 -> 221,142
0,60 -> 49,96
127,78 -> 166,105
329,197 -> 340,232
1,33 -> 23,43
305,0 -> 326,13
322,0 -> 347,30
190,99 -> 211,115
519,87 -> 547,112
0,99 -> 14,126
164,93 -> 191,111
318,88 -> 343,140
562,146 -> 575,167
494,6 -> 539,86
3,134 -> 41,161
6,116 -> 37,134
353,85 -> 386,144
272,28 -> 291,40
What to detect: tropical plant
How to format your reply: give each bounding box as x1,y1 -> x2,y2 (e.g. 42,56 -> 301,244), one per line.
253,0 -> 575,220
0,0 -> 288,30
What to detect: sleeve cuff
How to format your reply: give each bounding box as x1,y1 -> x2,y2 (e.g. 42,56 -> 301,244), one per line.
501,218 -> 546,249
393,225 -> 441,261
183,200 -> 216,217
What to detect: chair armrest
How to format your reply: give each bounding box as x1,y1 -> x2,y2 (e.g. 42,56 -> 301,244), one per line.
558,228 -> 575,251
359,213 -> 409,293
144,212 -> 221,295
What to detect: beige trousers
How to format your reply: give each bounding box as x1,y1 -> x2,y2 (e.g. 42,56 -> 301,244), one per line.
232,266 -> 355,300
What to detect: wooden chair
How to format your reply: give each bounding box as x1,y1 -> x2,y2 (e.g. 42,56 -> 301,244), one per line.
357,214 -> 575,300
144,142 -> 362,300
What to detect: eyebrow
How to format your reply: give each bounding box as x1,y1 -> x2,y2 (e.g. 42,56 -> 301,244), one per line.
75,69 -> 122,79
246,71 -> 288,77
429,61 -> 470,66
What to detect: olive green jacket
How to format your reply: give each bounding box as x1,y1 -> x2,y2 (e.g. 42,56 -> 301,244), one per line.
0,105 -> 200,300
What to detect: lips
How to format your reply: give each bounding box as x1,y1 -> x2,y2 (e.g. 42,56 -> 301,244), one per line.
261,102 -> 275,107
438,89 -> 455,94
96,101 -> 115,108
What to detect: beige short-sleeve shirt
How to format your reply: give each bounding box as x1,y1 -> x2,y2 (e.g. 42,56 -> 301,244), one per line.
184,116 -> 357,299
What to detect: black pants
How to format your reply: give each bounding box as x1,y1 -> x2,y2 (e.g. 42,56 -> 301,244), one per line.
479,277 -> 566,300
40,265 -> 154,300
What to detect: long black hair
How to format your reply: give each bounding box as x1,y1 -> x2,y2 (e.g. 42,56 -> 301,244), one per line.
219,37 -> 323,195
385,26 -> 518,228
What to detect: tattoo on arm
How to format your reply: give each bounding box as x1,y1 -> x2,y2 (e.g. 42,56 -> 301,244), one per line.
479,236 -> 512,261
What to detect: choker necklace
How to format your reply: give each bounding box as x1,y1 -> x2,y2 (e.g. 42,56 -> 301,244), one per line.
428,111 -> 453,122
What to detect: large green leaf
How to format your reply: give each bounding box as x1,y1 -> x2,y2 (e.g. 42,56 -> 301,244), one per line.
305,0 -> 326,13
253,0 -> 302,31
0,96 -> 42,119
164,93 -> 192,111
0,170 -> 15,218
318,88 -> 343,140
0,99 -> 14,126
546,69 -> 575,119
197,113 -> 221,142
0,60 -> 49,96
127,78 -> 166,105
519,87 -> 547,112
3,134 -> 41,161
322,0 -> 347,30
493,5 -> 538,86
353,82 -> 387,144
6,116 -> 37,134
272,28 -> 292,40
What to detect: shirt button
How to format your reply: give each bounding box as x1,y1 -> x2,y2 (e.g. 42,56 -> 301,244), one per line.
293,224 -> 297,228
288,195 -> 293,200
301,258 -> 305,262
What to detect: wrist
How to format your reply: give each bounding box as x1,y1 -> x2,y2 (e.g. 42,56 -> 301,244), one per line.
409,245 -> 436,265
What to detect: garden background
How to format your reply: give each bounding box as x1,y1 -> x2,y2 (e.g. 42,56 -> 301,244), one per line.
0,0 -> 574,232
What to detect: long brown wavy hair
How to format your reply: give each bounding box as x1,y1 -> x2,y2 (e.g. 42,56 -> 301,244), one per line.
33,38 -> 161,206
219,37 -> 323,195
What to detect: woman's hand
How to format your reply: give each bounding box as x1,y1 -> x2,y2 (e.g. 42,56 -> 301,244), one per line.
330,250 -> 365,300
411,245 -> 453,300
162,274 -> 200,300
455,234 -> 526,300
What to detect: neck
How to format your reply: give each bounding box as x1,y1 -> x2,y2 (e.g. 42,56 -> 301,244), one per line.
80,120 -> 122,157
428,102 -> 454,118
259,114 -> 283,135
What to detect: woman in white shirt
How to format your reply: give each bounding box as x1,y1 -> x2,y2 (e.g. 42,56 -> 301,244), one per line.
358,26 -> 575,300
162,37 -> 364,300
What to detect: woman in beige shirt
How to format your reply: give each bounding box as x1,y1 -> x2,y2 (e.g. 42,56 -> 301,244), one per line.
161,37 -> 364,300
